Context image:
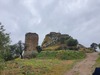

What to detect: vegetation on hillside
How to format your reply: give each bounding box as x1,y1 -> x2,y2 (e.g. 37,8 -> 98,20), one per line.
0,58 -> 77,75
0,22 -> 98,75
10,40 -> 24,59
95,53 -> 100,67
37,50 -> 86,60
42,32 -> 79,50
0,50 -> 86,75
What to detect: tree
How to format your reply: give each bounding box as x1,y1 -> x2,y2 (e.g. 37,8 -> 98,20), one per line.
90,43 -> 98,50
0,23 -> 10,50
0,22 -> 12,61
18,41 -> 24,59
10,40 -> 24,59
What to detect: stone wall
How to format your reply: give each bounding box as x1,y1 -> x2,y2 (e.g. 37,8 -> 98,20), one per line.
23,32 -> 39,58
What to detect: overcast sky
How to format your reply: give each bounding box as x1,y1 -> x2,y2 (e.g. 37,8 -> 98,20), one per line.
0,0 -> 100,47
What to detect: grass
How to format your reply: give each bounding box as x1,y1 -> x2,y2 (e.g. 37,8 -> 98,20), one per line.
0,50 -> 86,75
43,45 -> 60,51
94,53 -> 100,67
0,59 -> 78,75
92,53 -> 100,73
37,50 -> 86,60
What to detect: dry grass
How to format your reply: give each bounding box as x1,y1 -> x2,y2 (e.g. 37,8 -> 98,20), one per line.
43,45 -> 60,51
94,54 -> 100,67
0,59 -> 77,75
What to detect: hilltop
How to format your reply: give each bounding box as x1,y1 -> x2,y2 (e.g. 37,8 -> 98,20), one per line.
42,32 -> 79,50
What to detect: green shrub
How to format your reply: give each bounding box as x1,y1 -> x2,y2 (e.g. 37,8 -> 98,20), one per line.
0,49 -> 13,61
66,38 -> 78,46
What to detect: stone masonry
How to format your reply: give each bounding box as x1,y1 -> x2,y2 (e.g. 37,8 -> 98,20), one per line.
23,32 -> 39,58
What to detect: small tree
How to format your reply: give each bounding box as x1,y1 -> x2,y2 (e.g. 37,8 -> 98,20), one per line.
10,41 -> 24,59
18,41 -> 24,59
90,43 -> 98,50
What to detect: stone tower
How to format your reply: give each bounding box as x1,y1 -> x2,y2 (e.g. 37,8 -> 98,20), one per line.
23,32 -> 39,58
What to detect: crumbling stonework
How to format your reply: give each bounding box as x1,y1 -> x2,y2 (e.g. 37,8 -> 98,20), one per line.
23,32 -> 39,58
25,33 -> 38,51
42,32 -> 70,49
42,32 -> 80,50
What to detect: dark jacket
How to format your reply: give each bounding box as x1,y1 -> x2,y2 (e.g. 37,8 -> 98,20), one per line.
93,68 -> 100,75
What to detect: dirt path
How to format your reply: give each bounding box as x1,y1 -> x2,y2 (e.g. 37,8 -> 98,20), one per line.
64,52 -> 99,75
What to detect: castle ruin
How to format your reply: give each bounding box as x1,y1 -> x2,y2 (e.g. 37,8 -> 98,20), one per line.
23,32 -> 39,58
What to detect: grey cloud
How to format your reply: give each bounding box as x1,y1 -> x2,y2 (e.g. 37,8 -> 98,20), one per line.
0,0 -> 100,47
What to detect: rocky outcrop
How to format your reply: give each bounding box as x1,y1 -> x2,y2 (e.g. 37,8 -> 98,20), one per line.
42,32 -> 71,50
23,32 -> 39,58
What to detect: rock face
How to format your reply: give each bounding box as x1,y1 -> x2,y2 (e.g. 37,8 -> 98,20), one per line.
23,32 -> 39,58
42,32 -> 71,50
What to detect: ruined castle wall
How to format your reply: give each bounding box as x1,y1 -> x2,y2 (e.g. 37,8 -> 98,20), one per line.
23,32 -> 39,58
25,33 -> 38,51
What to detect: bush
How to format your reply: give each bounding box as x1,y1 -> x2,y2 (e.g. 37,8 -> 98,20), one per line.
0,49 -> 13,61
66,38 -> 78,46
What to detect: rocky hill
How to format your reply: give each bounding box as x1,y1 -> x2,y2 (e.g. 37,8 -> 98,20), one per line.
42,32 -> 77,50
